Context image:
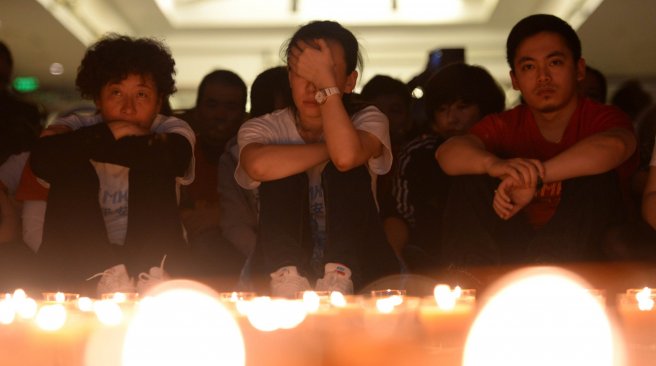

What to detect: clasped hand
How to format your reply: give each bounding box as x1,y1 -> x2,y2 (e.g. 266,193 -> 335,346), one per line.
487,158 -> 545,220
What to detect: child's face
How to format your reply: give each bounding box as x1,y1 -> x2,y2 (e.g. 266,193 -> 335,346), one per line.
195,81 -> 245,146
95,73 -> 162,129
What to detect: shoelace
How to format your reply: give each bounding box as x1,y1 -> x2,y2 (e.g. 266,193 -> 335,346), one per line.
138,254 -> 168,283
86,271 -> 108,282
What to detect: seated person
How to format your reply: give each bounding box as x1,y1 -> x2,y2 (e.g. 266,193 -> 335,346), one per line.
29,34 -> 195,295
236,21 -> 400,297
391,63 -> 505,272
178,70 -> 247,277
435,14 -> 637,266
360,75 -> 414,260
219,66 -> 292,263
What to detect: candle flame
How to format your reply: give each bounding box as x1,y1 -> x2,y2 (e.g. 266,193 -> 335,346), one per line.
302,291 -> 321,313
636,287 -> 654,311
122,280 -> 245,366
463,267 -> 620,366
78,297 -> 94,312
0,298 -> 15,325
375,297 -> 397,314
94,299 -> 124,326
434,284 -> 462,310
55,292 -> 65,303
35,304 -> 67,331
16,297 -> 37,319
246,297 -> 307,331
330,291 -> 347,308
12,289 -> 27,301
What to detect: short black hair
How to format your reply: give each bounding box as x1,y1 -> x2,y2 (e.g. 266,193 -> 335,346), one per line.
250,66 -> 291,118
424,63 -> 505,118
506,14 -> 581,70
75,33 -> 176,100
283,20 -> 362,75
361,75 -> 412,107
195,69 -> 247,108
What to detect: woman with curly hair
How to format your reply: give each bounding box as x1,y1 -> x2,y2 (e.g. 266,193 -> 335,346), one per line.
29,34 -> 195,295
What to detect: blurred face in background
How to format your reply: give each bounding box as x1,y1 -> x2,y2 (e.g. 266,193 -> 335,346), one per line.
195,81 -> 246,146
432,99 -> 481,138
371,94 -> 410,144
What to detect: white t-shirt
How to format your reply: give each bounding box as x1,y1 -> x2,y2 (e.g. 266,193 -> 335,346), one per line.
235,106 -> 392,260
0,152 -> 43,252
50,113 -> 196,245
0,152 -> 29,194
235,106 -> 392,189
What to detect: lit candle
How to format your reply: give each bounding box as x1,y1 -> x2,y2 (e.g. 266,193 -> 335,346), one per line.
617,287 -> 656,345
418,284 -> 476,348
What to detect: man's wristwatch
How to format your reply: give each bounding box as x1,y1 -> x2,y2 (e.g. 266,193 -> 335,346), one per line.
315,87 -> 341,105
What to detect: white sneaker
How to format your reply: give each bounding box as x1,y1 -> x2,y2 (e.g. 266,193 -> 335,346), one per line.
315,263 -> 353,295
88,264 -> 136,296
136,255 -> 170,295
270,266 -> 311,298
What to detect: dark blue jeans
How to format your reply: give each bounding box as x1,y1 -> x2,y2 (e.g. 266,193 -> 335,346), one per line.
250,162 -> 401,293
440,171 -> 625,266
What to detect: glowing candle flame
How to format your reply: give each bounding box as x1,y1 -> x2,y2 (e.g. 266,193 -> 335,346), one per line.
273,299 -> 307,329
434,284 -> 463,310
94,299 -> 124,326
122,280 -> 245,366
55,292 -> 65,303
35,304 -> 67,331
12,289 -> 27,302
464,267 -> 619,366
376,298 -> 396,314
16,297 -> 37,319
636,287 -> 654,311
0,299 -> 16,325
330,291 -> 347,308
235,299 -> 249,316
302,291 -> 321,313
78,297 -> 94,312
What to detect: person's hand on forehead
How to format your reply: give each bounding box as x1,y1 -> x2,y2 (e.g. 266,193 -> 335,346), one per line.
288,38 -> 337,89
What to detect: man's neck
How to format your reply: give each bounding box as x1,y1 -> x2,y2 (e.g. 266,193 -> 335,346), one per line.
531,97 -> 579,143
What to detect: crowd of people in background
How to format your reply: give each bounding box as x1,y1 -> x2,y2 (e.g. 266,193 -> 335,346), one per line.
0,13 -> 655,297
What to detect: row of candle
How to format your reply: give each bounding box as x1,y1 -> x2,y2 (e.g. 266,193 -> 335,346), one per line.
2,285 -> 656,332
1,281 -> 656,366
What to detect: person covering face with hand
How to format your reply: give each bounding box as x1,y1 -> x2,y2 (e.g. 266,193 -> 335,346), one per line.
236,20 -> 400,298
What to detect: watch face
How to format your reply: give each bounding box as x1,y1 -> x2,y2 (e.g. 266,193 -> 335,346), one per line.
315,90 -> 326,104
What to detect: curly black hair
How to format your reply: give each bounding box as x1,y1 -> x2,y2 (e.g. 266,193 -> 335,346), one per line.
75,33 -> 176,100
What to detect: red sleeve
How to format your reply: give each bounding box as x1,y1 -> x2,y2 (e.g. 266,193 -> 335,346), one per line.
15,157 -> 48,201
469,113 -> 507,154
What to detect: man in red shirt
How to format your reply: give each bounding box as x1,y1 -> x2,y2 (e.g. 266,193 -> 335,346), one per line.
435,14 -> 637,265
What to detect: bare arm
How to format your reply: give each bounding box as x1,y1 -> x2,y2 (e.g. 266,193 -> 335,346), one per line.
320,99 -> 384,171
289,38 -> 383,171
436,134 -> 544,186
240,142 -> 330,182
542,127 -> 636,183
643,165 -> 656,229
